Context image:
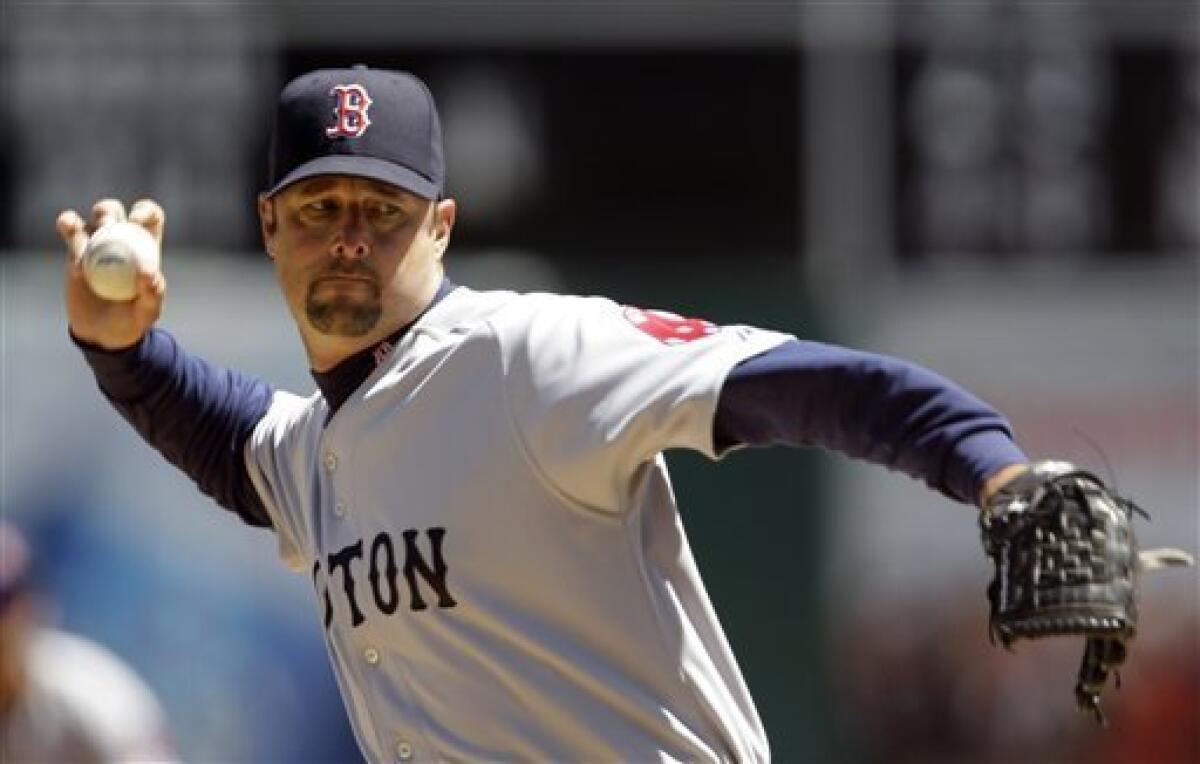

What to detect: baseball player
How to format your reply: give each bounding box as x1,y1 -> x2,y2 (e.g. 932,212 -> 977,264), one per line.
1,522 -> 176,762
59,66 -> 1154,761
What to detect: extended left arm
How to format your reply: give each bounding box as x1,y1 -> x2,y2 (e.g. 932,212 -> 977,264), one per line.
720,340 -> 1196,720
714,338 -> 1028,506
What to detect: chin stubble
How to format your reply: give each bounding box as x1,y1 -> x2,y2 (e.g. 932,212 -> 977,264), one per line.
305,280 -> 383,337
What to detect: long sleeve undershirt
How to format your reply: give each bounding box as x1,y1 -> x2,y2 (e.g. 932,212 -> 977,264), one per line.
712,339 -> 1026,504
75,327 -> 275,527
75,308 -> 1026,527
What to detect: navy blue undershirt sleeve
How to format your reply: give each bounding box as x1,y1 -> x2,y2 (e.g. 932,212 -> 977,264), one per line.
74,328 -> 275,527
714,338 -> 1027,505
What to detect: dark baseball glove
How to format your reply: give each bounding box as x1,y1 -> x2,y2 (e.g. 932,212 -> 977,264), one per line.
980,460 -> 1193,724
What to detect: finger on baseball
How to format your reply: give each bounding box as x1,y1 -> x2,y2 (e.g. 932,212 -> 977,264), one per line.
138,269 -> 166,296
55,209 -> 89,271
90,198 -> 126,234
135,270 -> 165,302
128,199 -> 165,244
136,272 -> 165,324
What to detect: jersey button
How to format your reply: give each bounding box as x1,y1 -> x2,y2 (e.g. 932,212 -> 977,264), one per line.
395,740 -> 413,760
324,452 -> 338,471
364,647 -> 380,665
334,501 -> 347,517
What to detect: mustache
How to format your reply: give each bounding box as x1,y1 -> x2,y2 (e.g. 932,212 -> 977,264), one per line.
312,263 -> 378,281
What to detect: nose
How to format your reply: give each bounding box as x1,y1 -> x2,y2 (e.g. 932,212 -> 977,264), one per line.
331,208 -> 369,260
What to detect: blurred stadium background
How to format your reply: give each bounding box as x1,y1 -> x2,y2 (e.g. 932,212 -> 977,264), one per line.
2,2 -> 1196,761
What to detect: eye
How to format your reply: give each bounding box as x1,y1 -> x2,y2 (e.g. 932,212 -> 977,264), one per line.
365,201 -> 409,226
369,201 -> 403,218
302,198 -> 336,214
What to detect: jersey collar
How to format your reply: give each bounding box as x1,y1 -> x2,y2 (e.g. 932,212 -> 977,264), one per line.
312,277 -> 457,418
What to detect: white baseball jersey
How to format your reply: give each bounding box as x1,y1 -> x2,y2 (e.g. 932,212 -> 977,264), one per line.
1,629 -> 175,763
245,287 -> 790,761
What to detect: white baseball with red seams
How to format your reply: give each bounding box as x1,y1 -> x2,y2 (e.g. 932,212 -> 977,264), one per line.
83,221 -> 160,302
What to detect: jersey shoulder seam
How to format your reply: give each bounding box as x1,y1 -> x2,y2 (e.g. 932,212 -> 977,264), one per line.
242,390 -> 323,569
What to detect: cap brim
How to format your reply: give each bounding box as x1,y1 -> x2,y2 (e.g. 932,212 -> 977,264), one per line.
266,155 -> 440,199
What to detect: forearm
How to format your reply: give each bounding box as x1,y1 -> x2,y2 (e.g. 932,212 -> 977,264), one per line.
74,327 -> 274,526
714,338 -> 1028,506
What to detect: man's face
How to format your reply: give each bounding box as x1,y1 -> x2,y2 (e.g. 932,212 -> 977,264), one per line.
259,176 -> 453,353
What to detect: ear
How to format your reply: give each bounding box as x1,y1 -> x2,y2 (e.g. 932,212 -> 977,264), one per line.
258,193 -> 278,259
431,198 -> 457,259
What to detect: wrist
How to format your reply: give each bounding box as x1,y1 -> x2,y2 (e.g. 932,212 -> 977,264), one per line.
978,463 -> 1031,509
68,326 -> 146,354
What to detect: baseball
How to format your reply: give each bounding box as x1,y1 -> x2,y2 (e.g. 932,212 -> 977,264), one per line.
83,221 -> 160,302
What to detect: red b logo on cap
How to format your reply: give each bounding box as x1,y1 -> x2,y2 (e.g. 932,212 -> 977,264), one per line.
326,84 -> 373,138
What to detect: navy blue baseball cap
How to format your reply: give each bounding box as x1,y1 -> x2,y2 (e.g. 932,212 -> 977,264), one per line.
265,65 -> 445,199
